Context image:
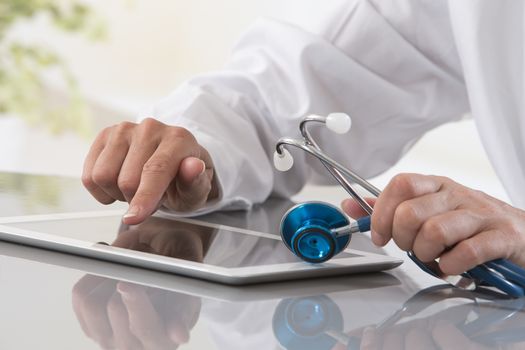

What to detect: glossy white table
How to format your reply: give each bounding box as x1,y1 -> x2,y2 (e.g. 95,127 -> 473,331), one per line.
0,172 -> 522,350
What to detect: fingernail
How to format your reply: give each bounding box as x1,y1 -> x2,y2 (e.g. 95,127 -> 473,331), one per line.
117,283 -> 128,295
123,205 -> 139,219
199,160 -> 206,175
117,284 -> 134,300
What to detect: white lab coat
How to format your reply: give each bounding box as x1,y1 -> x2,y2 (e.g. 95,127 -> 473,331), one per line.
143,0 -> 525,213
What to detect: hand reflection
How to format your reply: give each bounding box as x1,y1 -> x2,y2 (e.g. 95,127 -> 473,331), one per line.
72,216 -> 211,349
334,293 -> 525,350
339,315 -> 498,350
72,275 -> 201,350
113,216 -> 216,262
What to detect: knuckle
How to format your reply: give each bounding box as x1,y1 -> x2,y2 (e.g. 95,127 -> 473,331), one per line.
117,177 -> 138,196
98,126 -> 112,139
143,156 -> 173,175
389,173 -> 418,197
452,185 -> 482,202
447,186 -> 467,203
167,126 -> 195,142
464,189 -> 484,203
395,201 -> 421,225
81,173 -> 96,190
140,117 -> 162,131
420,218 -> 448,245
503,221 -> 522,241
92,169 -> 116,188
457,240 -> 482,266
435,175 -> 454,187
115,121 -> 135,132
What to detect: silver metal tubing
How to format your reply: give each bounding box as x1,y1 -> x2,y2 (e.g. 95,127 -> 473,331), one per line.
331,221 -> 359,237
299,115 -> 325,141
298,118 -> 374,215
320,161 -> 374,215
275,138 -> 381,198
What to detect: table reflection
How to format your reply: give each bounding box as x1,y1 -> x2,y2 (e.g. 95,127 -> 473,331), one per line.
273,286 -> 525,350
69,208 -> 402,350
72,217 -> 211,349
72,275 -> 201,350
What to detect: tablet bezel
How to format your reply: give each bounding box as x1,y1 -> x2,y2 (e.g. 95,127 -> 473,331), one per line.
0,210 -> 403,285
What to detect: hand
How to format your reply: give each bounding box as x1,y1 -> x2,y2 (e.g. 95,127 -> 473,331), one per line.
341,173 -> 525,275
82,118 -> 218,225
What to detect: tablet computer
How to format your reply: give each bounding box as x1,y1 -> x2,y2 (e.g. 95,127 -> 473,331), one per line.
0,210 -> 402,285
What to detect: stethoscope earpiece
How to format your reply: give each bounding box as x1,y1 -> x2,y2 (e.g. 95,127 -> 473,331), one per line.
325,113 -> 352,134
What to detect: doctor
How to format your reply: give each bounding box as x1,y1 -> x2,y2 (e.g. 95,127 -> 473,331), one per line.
82,1 -> 525,276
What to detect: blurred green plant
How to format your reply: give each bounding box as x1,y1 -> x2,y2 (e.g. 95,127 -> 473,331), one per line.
0,172 -> 61,211
0,1 -> 106,137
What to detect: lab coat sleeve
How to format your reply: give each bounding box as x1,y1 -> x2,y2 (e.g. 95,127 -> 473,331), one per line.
141,0 -> 469,213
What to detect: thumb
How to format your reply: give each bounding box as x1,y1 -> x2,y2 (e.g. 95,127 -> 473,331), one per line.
167,156 -> 215,212
177,157 -> 206,184
341,198 -> 376,219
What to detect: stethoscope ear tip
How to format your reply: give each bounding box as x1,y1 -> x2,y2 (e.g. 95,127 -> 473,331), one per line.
274,148 -> 294,171
326,113 -> 352,134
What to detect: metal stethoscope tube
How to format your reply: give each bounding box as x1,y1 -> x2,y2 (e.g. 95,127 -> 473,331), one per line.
274,113 -> 525,297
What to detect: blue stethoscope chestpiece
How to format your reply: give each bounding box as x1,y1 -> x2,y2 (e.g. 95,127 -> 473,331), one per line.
280,202 -> 351,263
292,225 -> 336,263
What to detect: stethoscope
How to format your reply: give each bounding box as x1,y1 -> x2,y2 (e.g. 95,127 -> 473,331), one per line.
273,113 -> 525,297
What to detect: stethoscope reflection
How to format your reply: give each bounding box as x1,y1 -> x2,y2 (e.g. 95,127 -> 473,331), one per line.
273,295 -> 347,350
272,285 -> 525,350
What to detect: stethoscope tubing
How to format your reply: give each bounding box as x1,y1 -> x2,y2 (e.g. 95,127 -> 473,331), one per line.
277,114 -> 525,297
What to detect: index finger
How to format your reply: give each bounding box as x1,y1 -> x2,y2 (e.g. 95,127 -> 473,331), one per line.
372,173 -> 442,245
124,135 -> 199,225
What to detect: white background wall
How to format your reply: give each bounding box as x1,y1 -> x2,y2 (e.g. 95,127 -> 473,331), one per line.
0,0 -> 509,204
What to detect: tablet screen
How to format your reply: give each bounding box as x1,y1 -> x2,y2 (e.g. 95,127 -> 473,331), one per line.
6,214 -> 359,268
